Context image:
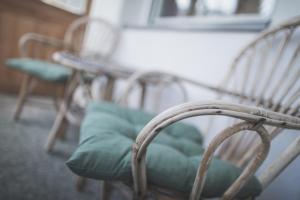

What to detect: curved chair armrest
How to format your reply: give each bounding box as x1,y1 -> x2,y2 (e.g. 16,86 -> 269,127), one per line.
131,101 -> 300,199
19,33 -> 71,57
118,70 -> 252,106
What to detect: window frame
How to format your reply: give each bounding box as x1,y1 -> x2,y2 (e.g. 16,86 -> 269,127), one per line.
123,0 -> 277,32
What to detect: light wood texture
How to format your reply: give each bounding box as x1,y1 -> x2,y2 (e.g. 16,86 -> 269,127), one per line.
0,0 -> 83,95
10,13 -> 121,123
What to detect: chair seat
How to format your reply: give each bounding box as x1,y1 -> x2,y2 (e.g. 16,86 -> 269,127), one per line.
6,58 -> 71,83
67,102 -> 262,198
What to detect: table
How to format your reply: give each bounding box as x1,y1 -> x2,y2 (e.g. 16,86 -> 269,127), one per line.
44,51 -> 137,152
53,51 -> 136,100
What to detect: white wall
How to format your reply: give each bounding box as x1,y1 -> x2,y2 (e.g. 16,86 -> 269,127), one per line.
272,0 -> 300,24
114,30 -> 255,84
89,0 -> 124,25
89,0 -> 300,199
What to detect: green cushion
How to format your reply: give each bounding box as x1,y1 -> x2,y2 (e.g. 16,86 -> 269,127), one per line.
6,58 -> 71,83
66,102 -> 262,198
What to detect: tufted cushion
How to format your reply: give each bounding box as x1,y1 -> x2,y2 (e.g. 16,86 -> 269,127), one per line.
6,58 -> 71,83
67,102 -> 262,198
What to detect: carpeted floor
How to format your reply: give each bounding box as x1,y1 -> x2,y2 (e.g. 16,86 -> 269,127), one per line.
0,94 -> 106,200
1,94 -> 299,200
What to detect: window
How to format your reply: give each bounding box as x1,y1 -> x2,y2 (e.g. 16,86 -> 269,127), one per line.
122,0 -> 277,31
41,0 -> 88,15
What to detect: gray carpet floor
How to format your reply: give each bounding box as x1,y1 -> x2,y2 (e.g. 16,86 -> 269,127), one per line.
0,94 -> 108,200
1,94 -> 300,200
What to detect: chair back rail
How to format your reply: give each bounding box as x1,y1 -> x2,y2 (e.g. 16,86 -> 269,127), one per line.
64,16 -> 120,60
18,33 -> 66,61
123,17 -> 300,199
18,16 -> 120,63
214,16 -> 300,164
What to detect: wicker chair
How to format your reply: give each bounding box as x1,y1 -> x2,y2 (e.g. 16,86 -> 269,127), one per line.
67,17 -> 300,199
6,16 -> 119,120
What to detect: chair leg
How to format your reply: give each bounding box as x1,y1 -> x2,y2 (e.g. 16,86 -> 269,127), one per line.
103,76 -> 116,101
53,91 -> 67,140
44,103 -> 67,152
57,118 -> 68,140
76,176 -> 87,191
53,88 -> 64,111
14,75 -> 32,121
100,181 -> 111,200
53,97 -> 61,111
44,72 -> 79,152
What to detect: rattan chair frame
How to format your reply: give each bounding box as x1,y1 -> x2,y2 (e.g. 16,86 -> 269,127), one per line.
108,17 -> 300,200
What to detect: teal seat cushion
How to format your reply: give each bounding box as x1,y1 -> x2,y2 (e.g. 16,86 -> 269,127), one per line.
67,102 -> 262,198
6,58 -> 71,83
